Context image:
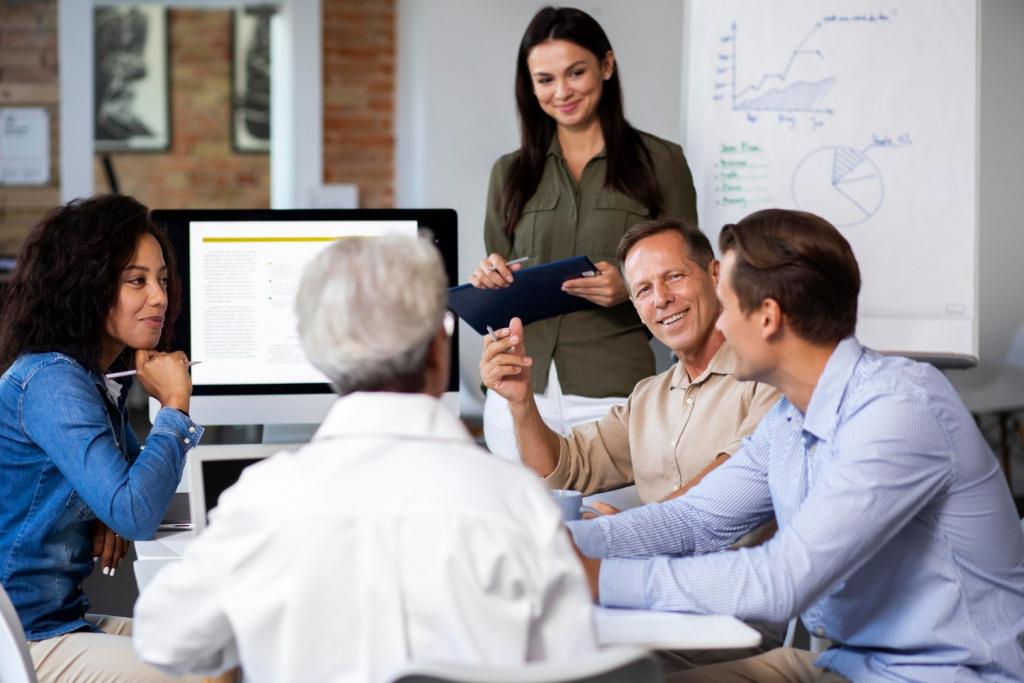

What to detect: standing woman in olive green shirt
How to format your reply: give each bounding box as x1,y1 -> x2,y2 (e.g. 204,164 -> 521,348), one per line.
471,6 -> 698,462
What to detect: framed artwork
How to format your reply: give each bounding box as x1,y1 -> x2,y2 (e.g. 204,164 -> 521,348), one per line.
93,6 -> 171,152
232,8 -> 272,153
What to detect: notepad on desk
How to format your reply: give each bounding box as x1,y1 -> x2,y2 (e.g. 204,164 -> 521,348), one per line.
448,255 -> 600,335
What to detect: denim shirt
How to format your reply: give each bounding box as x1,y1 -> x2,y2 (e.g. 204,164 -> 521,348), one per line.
0,352 -> 203,640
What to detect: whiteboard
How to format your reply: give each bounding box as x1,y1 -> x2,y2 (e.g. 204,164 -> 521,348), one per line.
684,1 -> 978,363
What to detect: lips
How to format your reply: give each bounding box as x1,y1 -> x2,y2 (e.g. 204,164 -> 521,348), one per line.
658,310 -> 688,326
141,317 -> 165,329
557,101 -> 580,113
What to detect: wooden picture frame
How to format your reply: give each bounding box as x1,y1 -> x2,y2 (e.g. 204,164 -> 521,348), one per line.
232,8 -> 272,153
93,6 -> 171,152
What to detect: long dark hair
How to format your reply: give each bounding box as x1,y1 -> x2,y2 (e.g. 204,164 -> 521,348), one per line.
502,6 -> 662,237
0,194 -> 181,374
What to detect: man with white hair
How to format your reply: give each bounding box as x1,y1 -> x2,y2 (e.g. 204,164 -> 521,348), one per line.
132,236 -> 598,682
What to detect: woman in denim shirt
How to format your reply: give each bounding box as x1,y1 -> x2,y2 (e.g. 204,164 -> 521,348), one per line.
0,195 -> 203,682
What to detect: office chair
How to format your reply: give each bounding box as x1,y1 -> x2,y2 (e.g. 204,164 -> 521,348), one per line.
387,646 -> 663,683
0,582 -> 37,683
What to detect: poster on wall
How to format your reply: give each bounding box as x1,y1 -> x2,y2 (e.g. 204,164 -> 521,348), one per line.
232,7 -> 273,153
93,6 -> 171,152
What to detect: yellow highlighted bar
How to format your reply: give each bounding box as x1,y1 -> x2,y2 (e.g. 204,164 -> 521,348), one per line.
201,236 -> 357,243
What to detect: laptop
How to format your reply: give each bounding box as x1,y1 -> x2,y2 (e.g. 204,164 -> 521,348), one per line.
187,443 -> 303,533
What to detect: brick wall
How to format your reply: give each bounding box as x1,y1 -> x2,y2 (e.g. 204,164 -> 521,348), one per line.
323,0 -> 395,209
0,0 -> 60,256
0,0 -> 397,259
96,9 -> 271,211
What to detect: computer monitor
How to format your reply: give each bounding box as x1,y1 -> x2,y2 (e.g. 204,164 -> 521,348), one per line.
149,208 -> 458,429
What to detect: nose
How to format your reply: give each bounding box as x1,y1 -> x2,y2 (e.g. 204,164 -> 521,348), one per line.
554,76 -> 572,101
148,281 -> 168,310
652,281 -> 673,308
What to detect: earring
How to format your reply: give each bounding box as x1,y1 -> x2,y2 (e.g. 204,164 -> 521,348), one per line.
604,74 -> 611,81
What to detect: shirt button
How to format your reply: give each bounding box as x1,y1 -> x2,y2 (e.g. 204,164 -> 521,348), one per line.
686,398 -> 694,405
670,440 -> 677,447
816,627 -> 825,636
183,438 -> 190,445
188,427 -> 196,434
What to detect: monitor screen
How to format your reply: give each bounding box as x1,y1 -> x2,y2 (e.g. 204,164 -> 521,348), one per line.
150,208 -> 458,427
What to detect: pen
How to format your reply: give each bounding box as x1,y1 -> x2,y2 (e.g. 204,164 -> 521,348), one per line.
105,361 -> 202,379
487,256 -> 529,272
486,325 -> 499,343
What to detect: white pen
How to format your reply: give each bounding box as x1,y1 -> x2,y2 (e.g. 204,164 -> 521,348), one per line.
486,325 -> 499,343
105,361 -> 202,379
487,256 -> 529,272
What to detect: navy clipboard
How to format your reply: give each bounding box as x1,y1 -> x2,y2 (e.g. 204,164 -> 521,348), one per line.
448,256 -> 600,335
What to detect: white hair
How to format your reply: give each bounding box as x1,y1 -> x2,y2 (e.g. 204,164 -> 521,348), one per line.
295,234 -> 448,395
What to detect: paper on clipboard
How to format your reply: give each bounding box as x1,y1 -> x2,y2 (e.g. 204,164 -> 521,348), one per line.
448,255 -> 600,335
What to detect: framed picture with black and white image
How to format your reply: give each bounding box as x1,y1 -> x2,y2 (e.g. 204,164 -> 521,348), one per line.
232,7 -> 273,153
93,6 -> 170,152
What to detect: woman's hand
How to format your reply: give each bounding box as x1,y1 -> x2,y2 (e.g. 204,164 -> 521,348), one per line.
469,253 -> 526,289
479,317 -> 533,405
92,520 -> 129,577
134,349 -> 192,414
561,261 -> 629,307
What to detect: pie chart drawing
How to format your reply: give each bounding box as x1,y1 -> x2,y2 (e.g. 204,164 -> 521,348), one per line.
791,146 -> 884,227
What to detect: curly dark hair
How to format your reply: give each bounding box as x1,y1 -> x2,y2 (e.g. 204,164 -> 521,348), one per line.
0,194 -> 181,374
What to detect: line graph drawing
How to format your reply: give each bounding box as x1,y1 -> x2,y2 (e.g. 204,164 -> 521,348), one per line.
727,22 -> 835,114
715,11 -> 896,122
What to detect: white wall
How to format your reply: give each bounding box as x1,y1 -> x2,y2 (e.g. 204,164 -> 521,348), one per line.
395,0 -> 686,415
947,0 -> 1024,393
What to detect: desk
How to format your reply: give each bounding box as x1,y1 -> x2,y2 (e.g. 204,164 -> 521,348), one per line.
137,534 -> 760,652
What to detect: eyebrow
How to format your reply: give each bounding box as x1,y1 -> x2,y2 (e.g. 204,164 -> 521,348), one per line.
532,60 -> 588,77
123,264 -> 168,273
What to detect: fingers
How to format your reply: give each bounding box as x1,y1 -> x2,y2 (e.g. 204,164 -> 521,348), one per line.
589,501 -> 622,516
562,264 -> 628,307
470,254 -> 519,289
91,520 -> 106,559
99,526 -> 118,576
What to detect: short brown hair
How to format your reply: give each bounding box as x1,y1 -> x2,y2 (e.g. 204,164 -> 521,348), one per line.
616,218 -> 714,271
718,209 -> 860,345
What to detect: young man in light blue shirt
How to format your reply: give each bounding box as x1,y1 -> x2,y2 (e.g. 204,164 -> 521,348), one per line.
569,208 -> 1024,682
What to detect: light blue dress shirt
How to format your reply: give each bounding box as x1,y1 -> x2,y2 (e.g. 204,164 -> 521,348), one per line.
569,337 -> 1024,682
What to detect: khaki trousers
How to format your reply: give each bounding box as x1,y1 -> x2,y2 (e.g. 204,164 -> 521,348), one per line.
28,615 -> 202,683
666,647 -> 851,683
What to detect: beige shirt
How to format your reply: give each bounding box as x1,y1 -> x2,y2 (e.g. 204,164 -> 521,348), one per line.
545,341 -> 782,504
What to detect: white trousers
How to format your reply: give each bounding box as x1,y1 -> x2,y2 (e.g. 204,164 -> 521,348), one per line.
483,361 -> 642,510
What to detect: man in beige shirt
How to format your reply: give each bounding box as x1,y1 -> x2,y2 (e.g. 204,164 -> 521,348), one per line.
480,218 -> 781,511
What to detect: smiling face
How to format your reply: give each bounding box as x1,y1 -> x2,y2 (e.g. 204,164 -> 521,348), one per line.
100,232 -> 168,369
624,231 -> 721,360
526,39 -> 613,131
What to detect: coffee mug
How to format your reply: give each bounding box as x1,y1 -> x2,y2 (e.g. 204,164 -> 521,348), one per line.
550,489 -> 603,522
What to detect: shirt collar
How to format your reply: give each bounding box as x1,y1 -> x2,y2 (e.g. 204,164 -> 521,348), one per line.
546,134 -> 607,161
313,392 -> 473,444
801,336 -> 864,441
671,339 -> 736,388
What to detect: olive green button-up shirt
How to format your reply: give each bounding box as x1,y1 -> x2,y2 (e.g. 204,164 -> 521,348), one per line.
484,132 -> 698,398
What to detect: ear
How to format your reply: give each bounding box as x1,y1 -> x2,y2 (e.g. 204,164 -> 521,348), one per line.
708,259 -> 721,287
602,51 -> 615,80
423,327 -> 451,398
759,298 -> 783,340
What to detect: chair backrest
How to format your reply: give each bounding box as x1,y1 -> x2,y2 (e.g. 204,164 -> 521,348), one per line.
0,582 -> 37,683
387,646 -> 662,683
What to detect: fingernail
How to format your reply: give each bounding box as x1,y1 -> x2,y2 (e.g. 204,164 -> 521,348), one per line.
505,276 -> 513,282
109,568 -> 116,577
93,556 -> 99,562
102,567 -> 110,575
510,335 -> 518,343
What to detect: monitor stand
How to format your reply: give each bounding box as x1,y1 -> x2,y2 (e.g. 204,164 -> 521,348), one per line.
262,423 -> 319,444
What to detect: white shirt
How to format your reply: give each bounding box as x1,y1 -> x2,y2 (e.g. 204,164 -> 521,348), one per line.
133,392 -> 598,683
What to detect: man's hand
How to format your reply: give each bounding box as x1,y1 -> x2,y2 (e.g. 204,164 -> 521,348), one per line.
587,501 -> 622,516
561,261 -> 629,308
571,534 -> 602,602
92,520 -> 129,577
479,317 -> 533,404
